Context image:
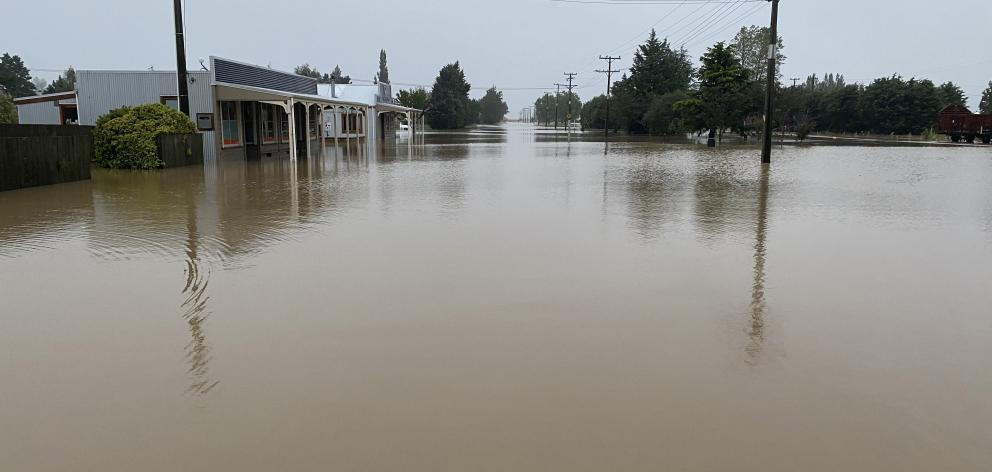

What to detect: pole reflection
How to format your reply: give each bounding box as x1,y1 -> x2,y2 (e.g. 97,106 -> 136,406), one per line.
746,164 -> 771,363
181,190 -> 219,396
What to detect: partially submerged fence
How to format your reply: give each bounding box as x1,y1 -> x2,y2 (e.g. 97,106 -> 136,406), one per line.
0,124 -> 93,192
156,133 -> 204,168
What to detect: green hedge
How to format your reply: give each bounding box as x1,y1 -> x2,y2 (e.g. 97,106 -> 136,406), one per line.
93,104 -> 197,169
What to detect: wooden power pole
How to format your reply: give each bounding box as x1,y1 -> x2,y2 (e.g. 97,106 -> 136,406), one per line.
597,56 -> 621,143
761,0 -> 780,164
173,0 -> 190,116
564,72 -> 577,136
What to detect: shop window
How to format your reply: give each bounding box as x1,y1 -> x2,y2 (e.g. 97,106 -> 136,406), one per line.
280,109 -> 290,143
261,105 -> 276,143
220,101 -> 241,147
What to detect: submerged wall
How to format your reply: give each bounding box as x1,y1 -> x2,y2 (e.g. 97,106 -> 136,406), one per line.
0,124 -> 93,191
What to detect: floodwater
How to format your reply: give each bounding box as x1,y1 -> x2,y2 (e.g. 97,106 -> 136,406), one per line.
2,124 -> 991,471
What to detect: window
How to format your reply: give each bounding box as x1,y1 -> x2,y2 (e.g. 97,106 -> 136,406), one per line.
161,95 -> 179,110
309,107 -> 320,137
242,102 -> 256,145
261,105 -> 276,143
220,101 -> 241,147
280,109 -> 290,143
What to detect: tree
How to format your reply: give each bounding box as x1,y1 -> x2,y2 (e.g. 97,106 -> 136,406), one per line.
691,42 -> 752,138
937,81 -> 966,107
0,92 -> 17,124
980,81 -> 992,114
327,65 -> 352,85
626,29 -> 694,97
32,78 -> 48,94
465,98 -> 481,125
643,91 -> 691,135
730,25 -> 785,84
294,64 -> 321,79
426,62 -> 472,129
396,88 -> 429,110
479,87 -> 508,124
0,53 -> 36,98
44,67 -> 76,94
377,50 -> 389,84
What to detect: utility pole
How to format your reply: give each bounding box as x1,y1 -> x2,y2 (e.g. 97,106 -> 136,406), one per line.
761,0 -> 780,165
596,56 -> 621,143
564,72 -> 577,136
553,83 -> 563,130
790,77 -> 800,87
172,0 -> 190,116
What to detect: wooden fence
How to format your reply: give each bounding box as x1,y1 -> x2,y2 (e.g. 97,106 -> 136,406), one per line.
157,133 -> 204,168
0,124 -> 93,192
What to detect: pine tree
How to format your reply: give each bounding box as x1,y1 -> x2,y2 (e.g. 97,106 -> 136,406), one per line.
479,87 -> 508,124
0,53 -> 37,98
626,29 -> 693,97
695,42 -> 751,136
980,81 -> 992,115
426,62 -> 471,129
44,67 -> 76,94
378,50 -> 389,84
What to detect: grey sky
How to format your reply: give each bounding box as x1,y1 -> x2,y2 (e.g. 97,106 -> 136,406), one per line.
4,0 -> 991,112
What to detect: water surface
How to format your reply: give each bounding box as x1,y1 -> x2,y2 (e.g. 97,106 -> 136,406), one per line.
2,124 -> 991,471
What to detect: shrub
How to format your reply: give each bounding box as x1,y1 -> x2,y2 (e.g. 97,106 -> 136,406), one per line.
0,92 -> 17,124
93,103 -> 197,169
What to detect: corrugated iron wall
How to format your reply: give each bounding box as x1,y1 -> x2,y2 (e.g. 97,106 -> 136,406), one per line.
75,70 -> 215,161
15,101 -> 63,125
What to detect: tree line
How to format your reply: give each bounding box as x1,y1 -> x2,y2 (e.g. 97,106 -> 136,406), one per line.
575,28 -> 992,139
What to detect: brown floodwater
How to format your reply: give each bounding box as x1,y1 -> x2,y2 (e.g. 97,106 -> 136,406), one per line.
2,124 -> 991,471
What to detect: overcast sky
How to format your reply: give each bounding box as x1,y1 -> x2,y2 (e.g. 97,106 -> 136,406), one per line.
4,0 -> 991,112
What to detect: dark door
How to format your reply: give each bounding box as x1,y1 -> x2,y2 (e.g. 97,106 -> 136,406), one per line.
242,102 -> 260,159
294,102 -> 308,158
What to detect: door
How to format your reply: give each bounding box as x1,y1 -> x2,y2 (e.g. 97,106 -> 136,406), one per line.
242,102 -> 260,159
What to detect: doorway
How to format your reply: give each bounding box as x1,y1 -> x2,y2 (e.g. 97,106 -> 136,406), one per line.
242,102 -> 259,159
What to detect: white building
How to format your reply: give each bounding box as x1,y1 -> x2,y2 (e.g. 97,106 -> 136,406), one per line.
13,57 -> 423,163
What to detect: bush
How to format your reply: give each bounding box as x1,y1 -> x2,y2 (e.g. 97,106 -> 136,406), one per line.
0,92 -> 17,124
93,103 -> 197,169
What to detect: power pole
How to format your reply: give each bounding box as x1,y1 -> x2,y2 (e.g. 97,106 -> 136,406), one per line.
790,77 -> 800,87
596,56 -> 621,143
761,0 -> 780,164
172,0 -> 190,116
564,72 -> 577,136
553,83 -> 563,130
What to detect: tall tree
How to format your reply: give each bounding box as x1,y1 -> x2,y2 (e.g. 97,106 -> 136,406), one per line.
396,88 -> 429,109
0,53 -> 36,98
478,87 -> 508,124
377,50 -> 389,84
426,62 -> 471,129
0,91 -> 17,124
328,65 -> 352,85
730,25 -> 785,84
626,29 -> 693,97
44,67 -> 76,94
689,42 -> 752,137
937,81 -> 967,107
980,81 -> 992,114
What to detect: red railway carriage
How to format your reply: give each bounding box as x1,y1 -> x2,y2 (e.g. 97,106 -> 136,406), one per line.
938,104 -> 992,144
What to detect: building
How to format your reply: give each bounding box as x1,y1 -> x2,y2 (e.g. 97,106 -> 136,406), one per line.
13,57 -> 423,163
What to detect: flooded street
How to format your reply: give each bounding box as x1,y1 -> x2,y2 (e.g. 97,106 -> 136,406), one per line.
2,124 -> 991,471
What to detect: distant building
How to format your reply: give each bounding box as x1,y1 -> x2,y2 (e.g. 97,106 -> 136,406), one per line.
13,57 -> 423,163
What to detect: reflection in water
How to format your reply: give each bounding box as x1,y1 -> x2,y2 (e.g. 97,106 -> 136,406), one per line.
181,186 -> 218,396
746,165 -> 771,363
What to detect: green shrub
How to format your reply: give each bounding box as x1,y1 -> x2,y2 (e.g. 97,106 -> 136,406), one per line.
0,92 -> 17,124
93,103 -> 197,169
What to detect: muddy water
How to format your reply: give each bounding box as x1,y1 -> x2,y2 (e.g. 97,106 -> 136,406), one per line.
2,125 -> 991,471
